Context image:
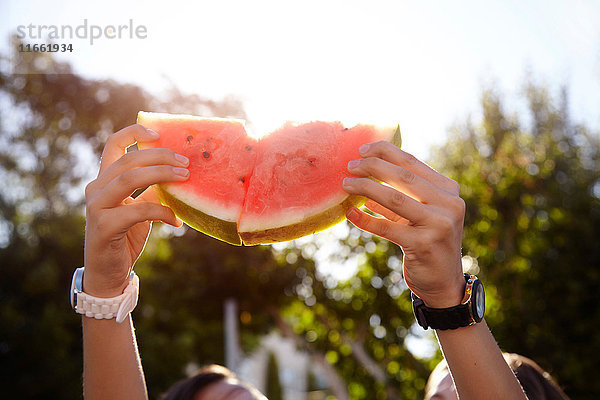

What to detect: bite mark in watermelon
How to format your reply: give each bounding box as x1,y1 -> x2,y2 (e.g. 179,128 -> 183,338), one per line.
137,112 -> 399,246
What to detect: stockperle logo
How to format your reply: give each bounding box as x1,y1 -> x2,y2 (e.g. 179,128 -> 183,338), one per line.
16,19 -> 148,45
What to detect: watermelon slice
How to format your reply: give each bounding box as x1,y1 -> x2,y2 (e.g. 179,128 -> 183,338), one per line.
137,112 -> 399,246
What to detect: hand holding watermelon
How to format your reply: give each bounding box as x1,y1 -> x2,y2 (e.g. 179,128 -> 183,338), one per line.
343,141 -> 466,309
82,124 -> 189,297
81,114 -> 465,307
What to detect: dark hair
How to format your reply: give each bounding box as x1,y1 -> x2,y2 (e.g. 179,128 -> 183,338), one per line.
425,353 -> 570,400
160,364 -> 236,400
504,353 -> 569,400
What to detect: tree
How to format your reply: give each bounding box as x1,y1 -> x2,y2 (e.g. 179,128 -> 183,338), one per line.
430,83 -> 600,399
133,227 -> 302,396
277,229 -> 432,400
0,40 -> 300,399
279,81 -> 599,399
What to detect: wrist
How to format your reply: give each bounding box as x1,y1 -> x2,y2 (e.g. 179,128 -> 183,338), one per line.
413,274 -> 486,331
421,274 -> 466,308
83,270 -> 130,298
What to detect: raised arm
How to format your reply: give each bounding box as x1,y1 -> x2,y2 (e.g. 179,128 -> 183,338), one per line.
79,124 -> 189,400
342,141 -> 526,400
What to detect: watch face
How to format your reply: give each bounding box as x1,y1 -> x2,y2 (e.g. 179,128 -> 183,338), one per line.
70,267 -> 84,309
473,281 -> 485,321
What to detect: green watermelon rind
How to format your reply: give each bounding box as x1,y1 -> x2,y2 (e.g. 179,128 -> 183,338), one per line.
239,194 -> 366,246
154,185 -> 242,246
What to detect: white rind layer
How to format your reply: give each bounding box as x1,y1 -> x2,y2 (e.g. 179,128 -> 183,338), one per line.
238,191 -> 348,233
164,183 -> 241,223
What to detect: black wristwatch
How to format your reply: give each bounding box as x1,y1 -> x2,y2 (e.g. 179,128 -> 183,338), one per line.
412,274 -> 485,330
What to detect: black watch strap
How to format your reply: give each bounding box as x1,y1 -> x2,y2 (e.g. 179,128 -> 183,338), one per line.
412,273 -> 480,330
413,297 -> 474,330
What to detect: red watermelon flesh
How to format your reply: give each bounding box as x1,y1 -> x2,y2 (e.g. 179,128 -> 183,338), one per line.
137,112 -> 397,245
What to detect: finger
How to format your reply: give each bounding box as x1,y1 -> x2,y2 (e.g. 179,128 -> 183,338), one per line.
359,141 -> 460,195
95,148 -> 189,190
99,124 -> 160,176
95,165 -> 189,208
343,177 -> 426,224
346,207 -> 412,245
364,199 -> 409,224
103,202 -> 182,236
132,187 -> 183,226
348,157 -> 443,204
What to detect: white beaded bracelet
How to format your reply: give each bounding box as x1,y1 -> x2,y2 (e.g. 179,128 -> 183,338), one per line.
70,267 -> 139,323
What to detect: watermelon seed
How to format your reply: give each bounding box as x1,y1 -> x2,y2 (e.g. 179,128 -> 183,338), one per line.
202,151 -> 210,159
245,145 -> 252,151
343,127 -> 348,131
239,177 -> 246,183
186,135 -> 193,143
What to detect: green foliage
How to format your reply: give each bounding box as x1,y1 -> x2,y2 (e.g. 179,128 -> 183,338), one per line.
1,43 -> 163,397
278,82 -> 599,399
430,83 -> 600,399
278,231 -> 430,399
134,227 -> 301,396
0,44 -> 296,399
266,352 -> 283,400
0,212 -> 85,398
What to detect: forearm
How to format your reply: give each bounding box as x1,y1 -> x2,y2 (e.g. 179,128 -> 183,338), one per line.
82,315 -> 148,400
80,125 -> 181,400
436,320 -> 526,400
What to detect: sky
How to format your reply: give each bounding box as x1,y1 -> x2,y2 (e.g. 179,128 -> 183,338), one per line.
2,0 -> 599,161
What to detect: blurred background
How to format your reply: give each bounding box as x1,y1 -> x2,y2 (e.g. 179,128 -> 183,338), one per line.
0,1 -> 599,399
